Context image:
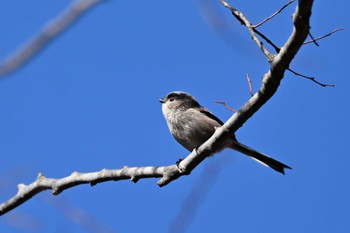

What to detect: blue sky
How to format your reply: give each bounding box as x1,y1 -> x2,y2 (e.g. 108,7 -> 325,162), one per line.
0,0 -> 349,232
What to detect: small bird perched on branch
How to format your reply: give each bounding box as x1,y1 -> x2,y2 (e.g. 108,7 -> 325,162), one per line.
160,91 -> 291,174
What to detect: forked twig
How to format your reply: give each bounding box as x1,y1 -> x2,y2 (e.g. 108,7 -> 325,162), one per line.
253,0 -> 296,28
287,68 -> 335,87
304,28 -> 344,45
219,0 -> 274,61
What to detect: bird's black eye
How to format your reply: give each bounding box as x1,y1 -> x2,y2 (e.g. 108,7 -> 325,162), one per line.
169,98 -> 174,102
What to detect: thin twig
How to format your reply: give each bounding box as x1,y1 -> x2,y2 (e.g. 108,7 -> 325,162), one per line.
246,73 -> 254,96
287,68 -> 335,87
214,100 -> 236,113
307,31 -> 320,46
304,28 -> 344,45
253,0 -> 296,28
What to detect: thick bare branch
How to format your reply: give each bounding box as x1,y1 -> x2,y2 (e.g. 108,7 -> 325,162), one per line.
0,166 -> 172,216
0,0 -> 105,77
0,0 -> 315,216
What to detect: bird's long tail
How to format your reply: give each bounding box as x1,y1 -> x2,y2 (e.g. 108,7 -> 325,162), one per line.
230,140 -> 291,174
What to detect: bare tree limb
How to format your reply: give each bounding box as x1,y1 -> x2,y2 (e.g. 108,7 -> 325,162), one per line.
162,0 -> 315,186
0,0 -> 315,216
216,0 -> 314,131
0,0 -> 105,77
0,166 -> 174,216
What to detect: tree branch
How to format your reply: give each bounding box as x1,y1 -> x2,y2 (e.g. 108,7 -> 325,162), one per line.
219,0 -> 275,61
0,166 -> 176,216
0,0 -> 315,216
287,68 -> 335,87
215,0 -> 313,135
253,0 -> 296,28
0,0 -> 105,77
303,28 -> 344,45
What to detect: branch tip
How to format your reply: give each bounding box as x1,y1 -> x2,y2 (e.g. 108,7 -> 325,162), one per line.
304,28 -> 344,45
246,73 -> 254,96
288,68 -> 335,87
253,0 -> 296,28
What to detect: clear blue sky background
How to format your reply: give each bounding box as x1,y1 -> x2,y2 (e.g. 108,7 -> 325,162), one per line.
0,0 -> 349,232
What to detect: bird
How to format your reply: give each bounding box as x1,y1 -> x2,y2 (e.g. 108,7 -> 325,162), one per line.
159,91 -> 291,174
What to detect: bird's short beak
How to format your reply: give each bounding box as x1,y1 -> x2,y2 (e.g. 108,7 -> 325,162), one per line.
159,98 -> 165,103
